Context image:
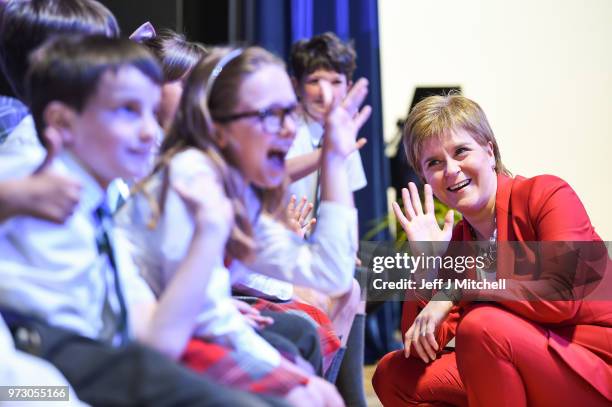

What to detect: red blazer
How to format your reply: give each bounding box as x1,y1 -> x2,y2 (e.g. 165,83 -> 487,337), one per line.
401,174 -> 612,400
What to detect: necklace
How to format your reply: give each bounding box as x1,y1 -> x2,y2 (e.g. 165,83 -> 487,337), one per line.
469,218 -> 497,273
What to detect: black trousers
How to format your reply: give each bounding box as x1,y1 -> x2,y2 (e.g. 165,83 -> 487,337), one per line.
259,310 -> 323,375
5,315 -> 287,407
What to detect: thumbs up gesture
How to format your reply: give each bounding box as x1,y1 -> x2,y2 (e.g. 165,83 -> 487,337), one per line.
0,127 -> 82,223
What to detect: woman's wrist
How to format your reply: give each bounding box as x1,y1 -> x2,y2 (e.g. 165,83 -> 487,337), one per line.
435,286 -> 463,306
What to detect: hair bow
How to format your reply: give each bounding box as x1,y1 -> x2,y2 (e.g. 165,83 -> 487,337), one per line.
129,22 -> 156,42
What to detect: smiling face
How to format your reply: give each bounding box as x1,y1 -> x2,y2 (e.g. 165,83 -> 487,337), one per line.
218,64 -> 298,188
419,128 -> 497,220
68,66 -> 161,188
296,69 -> 349,123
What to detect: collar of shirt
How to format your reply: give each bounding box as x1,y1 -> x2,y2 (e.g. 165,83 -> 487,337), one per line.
58,151 -> 105,217
297,112 -> 325,148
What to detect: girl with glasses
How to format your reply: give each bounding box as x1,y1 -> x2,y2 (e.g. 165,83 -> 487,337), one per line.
118,46 -> 370,406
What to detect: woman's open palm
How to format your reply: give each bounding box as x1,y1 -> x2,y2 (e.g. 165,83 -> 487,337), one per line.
392,183 -> 454,255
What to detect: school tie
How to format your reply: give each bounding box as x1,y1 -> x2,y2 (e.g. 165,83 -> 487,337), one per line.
312,137 -> 324,217
94,204 -> 129,346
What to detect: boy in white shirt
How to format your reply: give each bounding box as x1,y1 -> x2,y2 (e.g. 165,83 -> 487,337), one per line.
0,35 -> 272,407
0,0 -> 118,223
287,32 -> 367,211
288,32 -> 367,406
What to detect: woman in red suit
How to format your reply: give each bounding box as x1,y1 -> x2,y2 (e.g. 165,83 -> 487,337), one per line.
372,94 -> 611,406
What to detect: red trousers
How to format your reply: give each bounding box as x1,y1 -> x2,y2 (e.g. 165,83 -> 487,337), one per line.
373,305 -> 609,407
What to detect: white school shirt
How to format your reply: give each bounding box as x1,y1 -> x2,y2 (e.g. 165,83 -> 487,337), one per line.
0,112 -> 46,180
286,114 -> 367,214
115,148 -> 281,364
0,151 -> 155,340
234,114 -> 364,299
231,183 -> 358,299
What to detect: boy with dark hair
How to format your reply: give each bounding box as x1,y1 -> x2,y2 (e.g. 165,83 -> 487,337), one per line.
289,32 -> 367,407
0,0 -> 121,173
0,35 -> 272,407
287,31 -> 366,216
0,0 -> 120,101
0,0 -> 119,224
290,31 -> 356,80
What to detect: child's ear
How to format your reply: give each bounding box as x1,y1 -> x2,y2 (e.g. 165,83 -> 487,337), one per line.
42,101 -> 77,145
212,123 -> 229,149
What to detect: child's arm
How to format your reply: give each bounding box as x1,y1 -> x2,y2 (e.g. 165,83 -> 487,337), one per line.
286,149 -> 321,182
319,78 -> 371,208
0,171 -> 81,224
286,138 -> 367,183
135,176 -> 233,360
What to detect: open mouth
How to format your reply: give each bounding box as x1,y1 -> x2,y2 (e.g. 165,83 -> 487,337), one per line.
267,149 -> 287,167
447,179 -> 471,192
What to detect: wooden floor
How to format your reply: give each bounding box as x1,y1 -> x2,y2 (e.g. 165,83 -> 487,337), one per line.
364,364 -> 383,407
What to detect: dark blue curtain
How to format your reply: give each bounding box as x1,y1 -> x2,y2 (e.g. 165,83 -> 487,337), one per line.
250,0 -> 390,241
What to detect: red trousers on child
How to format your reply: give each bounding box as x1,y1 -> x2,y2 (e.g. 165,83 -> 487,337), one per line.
373,304 -> 610,407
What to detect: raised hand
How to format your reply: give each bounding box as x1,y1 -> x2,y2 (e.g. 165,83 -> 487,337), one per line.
286,195 -> 316,238
321,78 -> 372,159
172,174 -> 233,242
392,183 -> 454,255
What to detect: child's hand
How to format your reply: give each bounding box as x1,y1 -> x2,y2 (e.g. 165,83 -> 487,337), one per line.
322,78 -> 371,159
285,195 -> 316,238
172,175 -> 233,241
231,298 -> 274,329
6,126 -> 82,224
12,172 -> 81,224
286,374 -> 344,407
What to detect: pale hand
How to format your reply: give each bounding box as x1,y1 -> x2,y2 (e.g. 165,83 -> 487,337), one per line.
286,375 -> 344,407
231,298 -> 273,329
17,126 -> 81,223
404,299 -> 454,363
16,172 -> 81,224
392,182 -> 454,257
172,173 -> 233,242
321,78 -> 372,159
286,195 -> 316,238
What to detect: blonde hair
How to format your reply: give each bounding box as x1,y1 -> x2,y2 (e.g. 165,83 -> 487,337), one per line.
139,46 -> 287,261
403,94 -> 510,178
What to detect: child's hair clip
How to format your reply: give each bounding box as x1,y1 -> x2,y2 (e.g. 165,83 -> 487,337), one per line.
129,22 -> 156,43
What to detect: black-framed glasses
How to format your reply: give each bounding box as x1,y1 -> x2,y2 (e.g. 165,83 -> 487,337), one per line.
214,104 -> 298,133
